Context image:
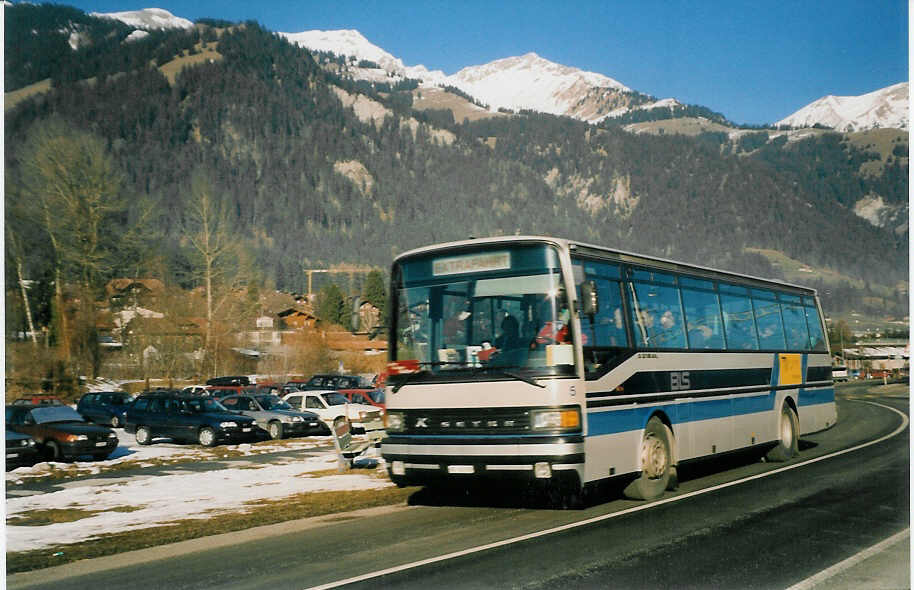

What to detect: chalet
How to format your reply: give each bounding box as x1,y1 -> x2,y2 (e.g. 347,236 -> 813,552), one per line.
278,308 -> 318,330
105,278 -> 165,307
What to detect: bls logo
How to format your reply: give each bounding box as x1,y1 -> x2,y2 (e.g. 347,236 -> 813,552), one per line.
670,371 -> 691,391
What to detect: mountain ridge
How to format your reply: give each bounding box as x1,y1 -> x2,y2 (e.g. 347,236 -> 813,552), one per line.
3,8 -> 907,321
777,82 -> 909,131
80,9 -> 909,130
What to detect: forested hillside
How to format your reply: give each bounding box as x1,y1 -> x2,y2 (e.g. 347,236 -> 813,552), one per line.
5,6 -> 908,323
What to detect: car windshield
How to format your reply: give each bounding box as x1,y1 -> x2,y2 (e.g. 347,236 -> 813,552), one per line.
102,393 -> 133,404
182,398 -> 226,413
321,393 -> 351,406
391,243 -> 576,377
31,406 -> 86,424
255,395 -> 292,411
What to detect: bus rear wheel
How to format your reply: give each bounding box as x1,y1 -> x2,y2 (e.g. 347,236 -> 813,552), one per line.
624,417 -> 675,501
766,404 -> 799,462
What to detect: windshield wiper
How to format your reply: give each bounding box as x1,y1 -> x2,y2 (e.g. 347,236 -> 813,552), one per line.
472,365 -> 546,388
391,369 -> 427,393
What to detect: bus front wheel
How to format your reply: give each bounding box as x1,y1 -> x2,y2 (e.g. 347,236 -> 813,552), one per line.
624,417 -> 675,501
766,404 -> 799,462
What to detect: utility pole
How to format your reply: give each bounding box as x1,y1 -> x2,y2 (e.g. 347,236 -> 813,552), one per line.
302,269 -> 329,299
302,266 -> 376,298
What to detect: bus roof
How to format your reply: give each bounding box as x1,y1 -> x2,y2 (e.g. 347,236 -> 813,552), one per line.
392,235 -> 818,296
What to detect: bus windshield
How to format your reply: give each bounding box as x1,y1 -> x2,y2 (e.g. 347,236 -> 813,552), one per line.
392,243 -> 576,377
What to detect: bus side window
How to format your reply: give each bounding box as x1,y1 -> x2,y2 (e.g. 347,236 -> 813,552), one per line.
804,303 -> 827,351
680,277 -> 724,349
576,261 -> 628,348
752,289 -> 786,350
719,284 -> 759,350
627,269 -> 686,349
778,294 -> 808,351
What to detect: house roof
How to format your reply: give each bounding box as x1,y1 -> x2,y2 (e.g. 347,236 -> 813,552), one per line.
106,278 -> 165,297
277,307 -> 316,319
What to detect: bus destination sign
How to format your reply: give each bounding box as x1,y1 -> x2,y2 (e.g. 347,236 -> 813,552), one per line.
433,252 -> 511,276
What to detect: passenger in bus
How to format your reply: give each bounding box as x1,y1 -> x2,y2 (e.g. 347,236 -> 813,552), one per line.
482,314 -> 526,366
495,314 -> 521,350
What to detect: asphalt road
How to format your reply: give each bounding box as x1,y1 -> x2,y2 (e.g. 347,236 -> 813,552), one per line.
9,384 -> 909,590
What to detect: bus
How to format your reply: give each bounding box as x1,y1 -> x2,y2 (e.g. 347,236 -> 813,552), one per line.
381,236 -> 836,502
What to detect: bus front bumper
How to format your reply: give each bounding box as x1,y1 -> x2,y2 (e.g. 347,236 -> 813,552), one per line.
381,436 -> 584,486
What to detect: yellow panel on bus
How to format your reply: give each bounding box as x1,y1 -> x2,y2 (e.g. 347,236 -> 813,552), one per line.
778,354 -> 803,386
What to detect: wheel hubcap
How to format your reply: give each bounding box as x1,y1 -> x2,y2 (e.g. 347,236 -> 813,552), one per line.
780,412 -> 793,446
641,433 -> 668,479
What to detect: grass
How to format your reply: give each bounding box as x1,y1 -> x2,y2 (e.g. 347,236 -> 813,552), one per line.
9,506 -> 142,526
6,485 -> 417,574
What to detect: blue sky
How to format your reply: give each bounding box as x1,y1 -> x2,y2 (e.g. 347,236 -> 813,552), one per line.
59,1 -> 908,124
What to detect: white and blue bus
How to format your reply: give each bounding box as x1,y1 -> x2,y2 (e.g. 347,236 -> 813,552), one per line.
381,236 -> 836,501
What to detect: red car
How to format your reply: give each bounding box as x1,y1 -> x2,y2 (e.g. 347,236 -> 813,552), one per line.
339,388 -> 385,410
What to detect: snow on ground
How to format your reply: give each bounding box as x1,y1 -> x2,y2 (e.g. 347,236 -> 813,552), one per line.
6,434 -> 392,553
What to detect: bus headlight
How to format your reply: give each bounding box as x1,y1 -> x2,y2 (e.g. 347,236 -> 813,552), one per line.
385,411 -> 405,432
531,408 -> 580,430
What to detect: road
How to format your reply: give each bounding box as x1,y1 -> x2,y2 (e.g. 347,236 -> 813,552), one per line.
9,384 -> 908,590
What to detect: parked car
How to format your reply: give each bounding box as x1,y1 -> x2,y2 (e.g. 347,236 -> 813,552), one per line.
125,393 -> 257,447
206,385 -> 256,399
282,390 -> 383,434
6,404 -> 118,461
77,391 -> 134,428
12,395 -> 65,406
340,388 -> 385,410
219,394 -> 324,439
180,385 -> 209,396
6,429 -> 39,469
297,374 -> 367,391
205,376 -> 250,386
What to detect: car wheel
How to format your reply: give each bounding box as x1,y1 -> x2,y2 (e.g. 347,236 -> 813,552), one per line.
135,426 -> 153,445
110,415 -> 121,428
198,427 -> 216,447
268,421 -> 283,440
45,440 -> 63,462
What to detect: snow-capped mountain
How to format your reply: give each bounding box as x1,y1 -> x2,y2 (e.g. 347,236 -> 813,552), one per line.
280,30 -> 446,85
91,8 -> 193,30
281,29 -> 673,123
777,82 -> 909,131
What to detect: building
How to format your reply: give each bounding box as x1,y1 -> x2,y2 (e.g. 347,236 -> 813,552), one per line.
841,341 -> 909,378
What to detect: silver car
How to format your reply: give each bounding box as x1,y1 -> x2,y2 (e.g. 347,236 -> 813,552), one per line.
219,394 -> 324,439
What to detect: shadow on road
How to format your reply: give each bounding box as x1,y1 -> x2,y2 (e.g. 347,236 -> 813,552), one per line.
404,441 -> 820,511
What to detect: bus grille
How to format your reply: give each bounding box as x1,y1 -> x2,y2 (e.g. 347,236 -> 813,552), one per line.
393,407 -> 541,436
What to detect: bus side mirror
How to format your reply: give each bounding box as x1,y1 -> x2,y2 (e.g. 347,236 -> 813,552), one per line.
581,281 -> 599,317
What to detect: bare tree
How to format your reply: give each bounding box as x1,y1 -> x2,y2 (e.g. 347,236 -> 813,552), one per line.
11,120 -> 125,379
184,170 -> 237,374
6,228 -> 38,348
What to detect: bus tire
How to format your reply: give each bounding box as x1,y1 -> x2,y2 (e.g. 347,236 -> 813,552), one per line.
624,417 -> 673,501
766,404 -> 799,462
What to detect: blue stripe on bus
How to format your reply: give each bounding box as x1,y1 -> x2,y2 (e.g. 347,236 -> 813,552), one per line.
587,392 -> 772,436
798,387 -> 835,407
586,387 -> 834,437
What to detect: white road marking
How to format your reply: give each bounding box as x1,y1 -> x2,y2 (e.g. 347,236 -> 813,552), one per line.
784,528 -> 910,590
305,401 -> 909,590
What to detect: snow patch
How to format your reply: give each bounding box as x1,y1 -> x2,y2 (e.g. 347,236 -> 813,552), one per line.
778,82 -> 908,131
91,8 -> 193,30
6,433 -> 388,552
